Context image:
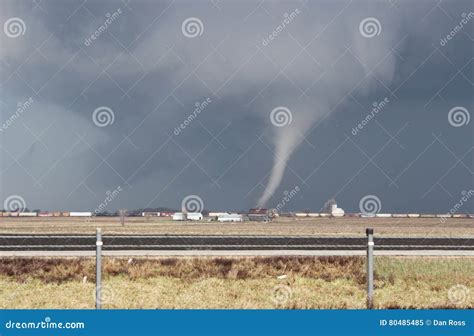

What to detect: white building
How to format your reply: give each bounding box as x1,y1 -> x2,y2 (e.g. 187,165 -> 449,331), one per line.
209,212 -> 227,217
70,212 -> 92,217
172,212 -> 203,221
217,213 -> 243,222
142,212 -> 160,217
18,212 -> 37,217
331,204 -> 345,217
188,212 -> 203,220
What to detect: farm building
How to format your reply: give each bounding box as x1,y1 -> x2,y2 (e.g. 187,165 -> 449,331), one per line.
248,208 -> 271,222
420,214 -> 436,218
70,212 -> 92,217
18,212 -> 37,217
172,212 -> 203,221
295,213 -> 308,217
217,213 -> 243,222
453,214 -> 469,218
142,212 -> 160,217
392,214 -> 408,218
330,204 -> 345,217
208,212 -> 227,220
209,212 -> 227,217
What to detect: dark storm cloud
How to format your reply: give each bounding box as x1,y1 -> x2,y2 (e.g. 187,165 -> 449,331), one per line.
0,0 -> 472,213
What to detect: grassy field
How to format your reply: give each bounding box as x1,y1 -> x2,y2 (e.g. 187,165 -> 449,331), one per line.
1,256 -> 472,309
0,216 -> 473,236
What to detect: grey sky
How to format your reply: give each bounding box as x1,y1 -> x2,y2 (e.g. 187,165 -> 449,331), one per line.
0,0 -> 473,213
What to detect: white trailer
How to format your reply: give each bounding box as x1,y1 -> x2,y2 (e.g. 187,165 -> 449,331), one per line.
187,212 -> 203,221
218,213 -> 243,222
19,212 -> 37,217
209,212 -> 227,217
295,213 -> 308,217
331,209 -> 345,217
392,214 -> 408,218
172,212 -> 185,221
172,212 -> 203,221
70,212 -> 92,217
142,212 -> 160,217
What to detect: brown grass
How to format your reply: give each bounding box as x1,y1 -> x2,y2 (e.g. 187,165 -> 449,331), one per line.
0,256 -> 366,284
1,256 -> 472,309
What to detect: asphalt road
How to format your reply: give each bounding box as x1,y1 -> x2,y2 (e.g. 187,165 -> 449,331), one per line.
0,234 -> 472,253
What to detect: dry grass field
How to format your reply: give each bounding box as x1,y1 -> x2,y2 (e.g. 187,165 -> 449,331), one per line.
1,256 -> 472,309
1,216 -> 473,236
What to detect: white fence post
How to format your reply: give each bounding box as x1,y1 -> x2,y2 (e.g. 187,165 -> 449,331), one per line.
96,228 -> 102,309
366,228 -> 374,309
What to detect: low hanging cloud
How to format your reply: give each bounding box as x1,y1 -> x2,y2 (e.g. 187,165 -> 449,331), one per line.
0,2 -> 406,208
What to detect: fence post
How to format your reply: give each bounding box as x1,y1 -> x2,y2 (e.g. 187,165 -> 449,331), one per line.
366,228 -> 374,309
119,209 -> 126,226
96,228 -> 102,309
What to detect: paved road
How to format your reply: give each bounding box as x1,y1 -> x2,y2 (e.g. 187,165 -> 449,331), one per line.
0,234 -> 472,253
